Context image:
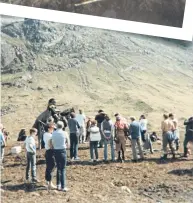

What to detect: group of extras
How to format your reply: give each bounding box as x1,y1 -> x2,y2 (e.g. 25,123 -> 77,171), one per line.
1,98 -> 193,192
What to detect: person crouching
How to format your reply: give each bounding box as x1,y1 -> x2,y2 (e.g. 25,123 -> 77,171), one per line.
89,120 -> 101,162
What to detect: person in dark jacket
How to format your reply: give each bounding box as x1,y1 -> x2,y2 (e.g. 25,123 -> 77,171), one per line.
33,98 -> 58,149
95,110 -> 106,148
183,116 -> 193,157
68,113 -> 80,160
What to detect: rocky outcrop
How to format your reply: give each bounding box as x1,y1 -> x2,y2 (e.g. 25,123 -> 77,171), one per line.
1,17 -> 193,76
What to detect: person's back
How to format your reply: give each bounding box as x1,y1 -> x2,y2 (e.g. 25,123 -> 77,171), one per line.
52,129 -> 67,150
76,112 -> 86,127
68,118 -> 80,134
89,125 -> 101,141
102,119 -> 113,132
161,119 -> 174,133
129,120 -> 141,139
140,119 -> 148,131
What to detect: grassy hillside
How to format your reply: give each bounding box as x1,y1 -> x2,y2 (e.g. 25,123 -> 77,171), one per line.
1,17 -> 193,138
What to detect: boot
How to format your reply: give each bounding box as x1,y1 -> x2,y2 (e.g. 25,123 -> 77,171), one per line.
184,148 -> 188,157
160,154 -> 167,160
117,152 -> 122,162
172,154 -> 176,159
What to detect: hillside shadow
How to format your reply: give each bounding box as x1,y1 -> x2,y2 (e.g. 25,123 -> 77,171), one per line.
168,168 -> 193,177
2,183 -> 47,192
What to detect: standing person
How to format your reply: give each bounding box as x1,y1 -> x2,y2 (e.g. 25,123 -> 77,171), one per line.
169,113 -> 180,151
129,117 -> 144,162
114,113 -> 127,124
68,113 -> 80,160
86,117 -> 92,142
76,109 -> 86,144
24,128 -> 38,183
0,124 -> 6,170
51,121 -> 70,192
101,115 -> 115,162
95,110 -> 106,148
161,114 -> 175,159
43,123 -> 56,189
183,116 -> 193,157
139,115 -> 148,143
114,116 -> 128,162
114,113 -> 128,138
88,120 -> 101,162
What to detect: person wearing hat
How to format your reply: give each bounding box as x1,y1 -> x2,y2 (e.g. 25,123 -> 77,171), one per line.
33,98 -> 58,149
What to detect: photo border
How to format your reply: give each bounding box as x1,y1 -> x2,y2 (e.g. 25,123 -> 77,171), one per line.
0,1 -> 193,41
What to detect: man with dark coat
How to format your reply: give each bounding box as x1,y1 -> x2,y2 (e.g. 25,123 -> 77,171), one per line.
33,98 -> 58,149
95,110 -> 106,148
183,116 -> 193,157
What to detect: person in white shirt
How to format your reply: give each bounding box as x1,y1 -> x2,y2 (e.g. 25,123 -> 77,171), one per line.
139,115 -> 148,142
76,109 -> 86,144
43,123 -> 56,189
88,120 -> 101,162
24,128 -> 38,183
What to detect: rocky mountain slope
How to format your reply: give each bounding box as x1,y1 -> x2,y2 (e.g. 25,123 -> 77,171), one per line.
1,16 -> 193,203
0,0 -> 186,27
1,16 -> 193,136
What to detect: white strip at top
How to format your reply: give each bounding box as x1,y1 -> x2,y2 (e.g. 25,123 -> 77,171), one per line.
0,1 -> 192,41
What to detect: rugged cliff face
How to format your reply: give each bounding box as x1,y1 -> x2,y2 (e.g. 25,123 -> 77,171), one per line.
1,0 -> 186,27
1,16 -> 193,135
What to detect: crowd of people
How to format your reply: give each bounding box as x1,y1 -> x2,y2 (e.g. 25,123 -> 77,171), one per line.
1,98 -> 193,193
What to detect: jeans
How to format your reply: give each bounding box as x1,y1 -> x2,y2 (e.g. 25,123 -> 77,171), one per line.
45,149 -> 55,181
70,133 -> 79,159
98,123 -> 104,147
26,152 -> 36,180
162,132 -> 175,155
131,138 -> 144,161
79,126 -> 86,143
54,149 -> 67,189
90,141 -> 98,160
104,139 -> 115,161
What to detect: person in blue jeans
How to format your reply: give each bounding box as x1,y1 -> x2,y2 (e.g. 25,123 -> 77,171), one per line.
88,120 -> 101,162
68,113 -> 80,161
51,121 -> 70,192
101,115 -> 115,162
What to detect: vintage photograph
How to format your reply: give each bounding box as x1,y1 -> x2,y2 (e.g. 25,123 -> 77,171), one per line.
1,15 -> 193,203
0,0 -> 186,27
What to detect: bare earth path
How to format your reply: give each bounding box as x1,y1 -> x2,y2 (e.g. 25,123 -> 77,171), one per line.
1,141 -> 193,203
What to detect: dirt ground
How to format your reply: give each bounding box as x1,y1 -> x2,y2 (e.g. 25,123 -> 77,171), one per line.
1,139 -> 193,203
